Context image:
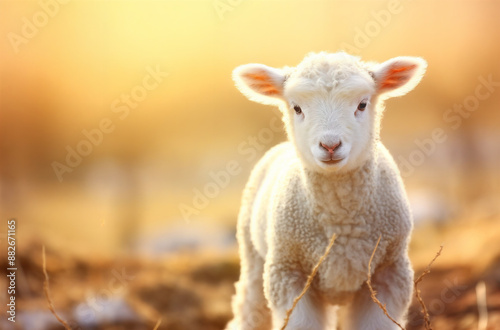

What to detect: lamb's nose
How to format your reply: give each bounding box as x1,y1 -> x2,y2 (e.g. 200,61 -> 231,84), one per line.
320,141 -> 341,154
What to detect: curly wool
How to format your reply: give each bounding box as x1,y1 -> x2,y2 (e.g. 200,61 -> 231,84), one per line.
227,51 -> 426,330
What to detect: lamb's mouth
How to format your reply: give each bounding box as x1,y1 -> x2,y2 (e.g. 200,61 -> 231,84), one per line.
320,158 -> 344,165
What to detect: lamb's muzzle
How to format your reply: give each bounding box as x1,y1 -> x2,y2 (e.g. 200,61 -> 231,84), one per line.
319,141 -> 341,155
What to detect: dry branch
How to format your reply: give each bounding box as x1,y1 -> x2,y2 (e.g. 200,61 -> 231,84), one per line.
281,233 -> 337,330
414,244 -> 443,330
366,235 -> 405,330
476,281 -> 488,330
153,318 -> 162,330
42,245 -> 72,330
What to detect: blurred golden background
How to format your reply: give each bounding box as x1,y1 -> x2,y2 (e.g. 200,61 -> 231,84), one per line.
1,1 -> 500,329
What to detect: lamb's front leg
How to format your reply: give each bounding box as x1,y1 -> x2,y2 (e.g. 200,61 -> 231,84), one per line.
344,255 -> 413,330
226,230 -> 272,330
264,261 -> 327,330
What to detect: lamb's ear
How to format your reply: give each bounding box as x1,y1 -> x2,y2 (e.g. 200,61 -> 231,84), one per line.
372,57 -> 427,98
233,64 -> 286,105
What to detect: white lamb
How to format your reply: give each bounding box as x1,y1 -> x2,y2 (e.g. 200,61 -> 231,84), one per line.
226,51 -> 426,330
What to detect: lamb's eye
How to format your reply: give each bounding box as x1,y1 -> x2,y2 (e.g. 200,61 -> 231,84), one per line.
293,105 -> 302,115
357,101 -> 367,111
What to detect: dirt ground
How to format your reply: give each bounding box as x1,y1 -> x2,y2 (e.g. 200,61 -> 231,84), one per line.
4,219 -> 500,330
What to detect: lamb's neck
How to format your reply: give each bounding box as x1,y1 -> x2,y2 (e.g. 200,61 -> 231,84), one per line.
302,158 -> 376,218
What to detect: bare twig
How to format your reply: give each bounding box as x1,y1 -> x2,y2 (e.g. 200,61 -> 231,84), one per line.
42,246 -> 72,330
153,318 -> 162,330
476,281 -> 488,330
281,233 -> 337,330
366,235 -> 405,330
414,244 -> 443,330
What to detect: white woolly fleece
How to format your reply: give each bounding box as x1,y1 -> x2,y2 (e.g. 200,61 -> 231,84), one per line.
227,51 -> 427,330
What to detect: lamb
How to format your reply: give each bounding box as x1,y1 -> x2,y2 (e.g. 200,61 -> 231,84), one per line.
226,51 -> 427,330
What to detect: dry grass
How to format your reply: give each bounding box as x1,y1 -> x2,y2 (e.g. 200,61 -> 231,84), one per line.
280,234 -> 446,330
366,235 -> 405,330
153,318 -> 162,330
42,245 -> 72,330
42,246 -> 167,330
366,237 -> 444,330
414,245 -> 443,330
281,233 -> 337,330
35,219 -> 498,330
476,281 -> 488,330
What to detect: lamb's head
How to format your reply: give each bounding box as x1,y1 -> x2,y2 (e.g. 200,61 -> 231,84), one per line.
233,52 -> 426,173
